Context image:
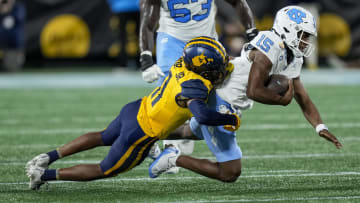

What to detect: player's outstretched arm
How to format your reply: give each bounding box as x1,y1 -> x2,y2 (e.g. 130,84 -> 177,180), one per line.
293,78 -> 342,149
247,50 -> 293,106
139,0 -> 164,83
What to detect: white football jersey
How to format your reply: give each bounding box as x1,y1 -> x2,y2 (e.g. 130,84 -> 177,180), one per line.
216,30 -> 304,111
158,0 -> 218,42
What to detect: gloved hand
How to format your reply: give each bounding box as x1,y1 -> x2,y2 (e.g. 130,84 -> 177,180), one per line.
224,113 -> 241,131
142,64 -> 165,83
140,51 -> 165,83
246,28 -> 259,41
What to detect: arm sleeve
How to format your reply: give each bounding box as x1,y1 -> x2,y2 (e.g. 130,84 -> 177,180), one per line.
188,100 -> 238,126
180,79 -> 210,100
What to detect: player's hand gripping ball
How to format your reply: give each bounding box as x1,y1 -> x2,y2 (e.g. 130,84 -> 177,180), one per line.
266,74 -> 289,96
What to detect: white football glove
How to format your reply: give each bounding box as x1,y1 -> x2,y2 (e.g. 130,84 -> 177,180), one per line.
142,64 -> 165,83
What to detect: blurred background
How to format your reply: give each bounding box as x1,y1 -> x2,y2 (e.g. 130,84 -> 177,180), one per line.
0,0 -> 359,72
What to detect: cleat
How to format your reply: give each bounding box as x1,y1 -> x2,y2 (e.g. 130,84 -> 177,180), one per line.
165,166 -> 180,174
163,140 -> 194,155
148,143 -> 161,160
177,140 -> 194,155
149,146 -> 180,178
26,153 -> 50,170
26,166 -> 46,190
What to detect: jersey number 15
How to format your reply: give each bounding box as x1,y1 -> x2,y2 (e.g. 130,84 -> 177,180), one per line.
167,0 -> 212,23
256,34 -> 274,53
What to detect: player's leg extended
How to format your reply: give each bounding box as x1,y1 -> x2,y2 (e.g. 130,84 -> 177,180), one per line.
58,133 -> 157,181
26,108 -> 126,170
26,99 -> 156,189
25,131 -> 105,173
53,107 -> 132,181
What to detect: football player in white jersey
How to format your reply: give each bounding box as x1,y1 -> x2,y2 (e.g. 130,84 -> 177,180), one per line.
139,0 -> 257,164
149,6 -> 342,182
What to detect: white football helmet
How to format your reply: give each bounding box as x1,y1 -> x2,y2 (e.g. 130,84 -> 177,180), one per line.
273,6 -> 317,57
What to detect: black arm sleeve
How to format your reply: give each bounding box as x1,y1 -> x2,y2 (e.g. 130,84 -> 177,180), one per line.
188,100 -> 238,126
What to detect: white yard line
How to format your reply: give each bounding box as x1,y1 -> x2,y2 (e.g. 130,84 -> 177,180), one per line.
160,196 -> 360,203
1,171 -> 360,185
2,153 -> 359,166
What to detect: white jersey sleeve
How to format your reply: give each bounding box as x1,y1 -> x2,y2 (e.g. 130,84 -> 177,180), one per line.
250,31 -> 283,66
158,0 -> 218,42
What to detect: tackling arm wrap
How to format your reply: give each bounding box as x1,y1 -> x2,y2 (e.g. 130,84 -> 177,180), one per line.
188,100 -> 238,126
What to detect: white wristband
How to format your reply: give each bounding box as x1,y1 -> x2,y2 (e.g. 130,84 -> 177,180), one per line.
141,50 -> 152,56
315,124 -> 328,134
246,28 -> 256,34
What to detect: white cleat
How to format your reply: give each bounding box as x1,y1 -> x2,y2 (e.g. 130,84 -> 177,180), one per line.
149,146 -> 180,178
165,166 -> 180,174
177,140 -> 195,155
26,153 -> 50,170
148,143 -> 162,160
163,140 -> 195,155
26,166 -> 46,190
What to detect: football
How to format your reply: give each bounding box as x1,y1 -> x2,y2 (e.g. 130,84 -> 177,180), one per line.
266,74 -> 289,96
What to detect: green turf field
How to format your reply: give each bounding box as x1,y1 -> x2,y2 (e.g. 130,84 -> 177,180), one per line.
1,84 -> 360,202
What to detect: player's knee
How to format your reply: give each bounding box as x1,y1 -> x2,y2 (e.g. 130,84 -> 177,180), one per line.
220,169 -> 241,183
218,162 -> 242,183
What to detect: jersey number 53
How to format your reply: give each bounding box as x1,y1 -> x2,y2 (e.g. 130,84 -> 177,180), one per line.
167,0 -> 212,23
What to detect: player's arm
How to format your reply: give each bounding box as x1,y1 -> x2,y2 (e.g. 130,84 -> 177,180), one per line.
177,80 -> 240,131
293,77 -> 342,149
246,49 -> 293,106
139,0 -> 164,82
186,99 -> 240,131
223,0 -> 258,40
139,0 -> 159,55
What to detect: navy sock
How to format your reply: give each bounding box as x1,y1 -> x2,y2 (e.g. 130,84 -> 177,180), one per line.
41,169 -> 57,181
47,150 -> 60,165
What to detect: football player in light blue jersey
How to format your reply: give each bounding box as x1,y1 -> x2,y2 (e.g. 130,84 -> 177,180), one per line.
139,0 -> 257,164
149,6 -> 342,182
139,0 -> 256,84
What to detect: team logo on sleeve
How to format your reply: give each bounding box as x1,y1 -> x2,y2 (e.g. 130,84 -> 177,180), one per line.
192,52 -> 214,67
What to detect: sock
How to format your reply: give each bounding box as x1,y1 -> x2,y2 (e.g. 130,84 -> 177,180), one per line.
41,169 -> 58,181
47,149 -> 60,165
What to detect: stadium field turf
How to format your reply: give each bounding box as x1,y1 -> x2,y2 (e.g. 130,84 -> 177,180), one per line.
1,83 -> 360,202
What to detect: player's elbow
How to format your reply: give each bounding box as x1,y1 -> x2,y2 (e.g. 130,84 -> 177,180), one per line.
246,86 -> 257,100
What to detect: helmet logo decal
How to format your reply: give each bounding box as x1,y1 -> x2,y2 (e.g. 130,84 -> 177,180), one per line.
192,52 -> 214,67
287,8 -> 306,24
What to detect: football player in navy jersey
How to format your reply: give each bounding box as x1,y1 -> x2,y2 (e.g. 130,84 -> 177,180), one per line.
25,37 -> 240,190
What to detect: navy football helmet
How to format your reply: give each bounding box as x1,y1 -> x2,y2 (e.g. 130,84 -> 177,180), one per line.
183,36 -> 229,86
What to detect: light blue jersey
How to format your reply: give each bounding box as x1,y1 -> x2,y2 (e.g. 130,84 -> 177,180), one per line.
156,0 -> 218,85
189,91 -> 242,163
